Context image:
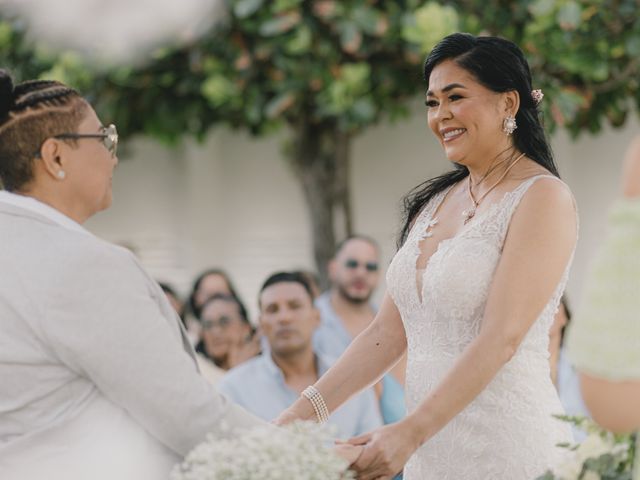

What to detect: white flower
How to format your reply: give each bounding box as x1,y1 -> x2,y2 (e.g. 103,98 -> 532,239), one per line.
575,433 -> 614,463
171,421 -> 354,480
552,454 -> 582,480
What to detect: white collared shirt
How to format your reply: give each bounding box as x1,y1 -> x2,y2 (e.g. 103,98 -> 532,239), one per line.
0,190 -> 90,236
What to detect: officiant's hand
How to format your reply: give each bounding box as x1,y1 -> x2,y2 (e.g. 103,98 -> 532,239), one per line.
343,420 -> 422,480
334,444 -> 364,466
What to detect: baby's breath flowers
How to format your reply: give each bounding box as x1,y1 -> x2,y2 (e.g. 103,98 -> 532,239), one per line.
171,421 -> 356,480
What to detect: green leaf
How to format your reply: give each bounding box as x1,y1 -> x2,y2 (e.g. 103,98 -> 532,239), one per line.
529,0 -> 556,17
0,21 -> 12,48
201,75 -> 240,107
285,25 -> 312,55
351,6 -> 379,35
626,35 -> 640,56
233,0 -> 264,19
401,2 -> 459,54
272,0 -> 303,13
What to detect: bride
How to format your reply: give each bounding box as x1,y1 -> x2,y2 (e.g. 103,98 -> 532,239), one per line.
277,33 -> 577,479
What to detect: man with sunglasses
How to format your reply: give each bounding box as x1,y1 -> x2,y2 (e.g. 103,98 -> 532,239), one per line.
313,235 -> 382,358
313,236 -> 406,429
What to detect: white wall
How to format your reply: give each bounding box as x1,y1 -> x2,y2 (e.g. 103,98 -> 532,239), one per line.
85,104 -> 639,319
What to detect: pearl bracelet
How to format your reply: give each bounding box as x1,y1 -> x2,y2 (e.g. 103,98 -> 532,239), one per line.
301,385 -> 329,423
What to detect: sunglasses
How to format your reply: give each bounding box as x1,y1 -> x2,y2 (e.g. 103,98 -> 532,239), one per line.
35,124 -> 118,158
344,259 -> 379,272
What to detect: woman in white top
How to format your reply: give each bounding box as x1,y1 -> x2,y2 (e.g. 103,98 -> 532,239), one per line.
0,71 -> 263,480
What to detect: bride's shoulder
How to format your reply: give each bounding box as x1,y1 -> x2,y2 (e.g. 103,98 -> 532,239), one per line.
512,175 -> 577,234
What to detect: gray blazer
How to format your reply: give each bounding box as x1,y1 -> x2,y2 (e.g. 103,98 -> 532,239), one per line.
0,202 -> 263,457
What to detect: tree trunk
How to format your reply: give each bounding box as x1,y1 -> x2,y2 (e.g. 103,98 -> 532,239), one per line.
289,121 -> 353,290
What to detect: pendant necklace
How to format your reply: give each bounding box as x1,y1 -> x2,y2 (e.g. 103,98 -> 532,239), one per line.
462,152 -> 526,225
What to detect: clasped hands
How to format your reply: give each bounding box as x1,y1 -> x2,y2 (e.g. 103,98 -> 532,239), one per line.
274,410 -> 423,480
335,420 -> 422,480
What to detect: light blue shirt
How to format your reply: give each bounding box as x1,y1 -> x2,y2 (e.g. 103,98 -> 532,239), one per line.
313,292 -> 406,425
217,353 -> 382,438
557,347 -> 590,442
313,292 -> 356,359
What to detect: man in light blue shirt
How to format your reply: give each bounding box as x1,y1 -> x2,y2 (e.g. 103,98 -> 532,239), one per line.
218,271 -> 382,439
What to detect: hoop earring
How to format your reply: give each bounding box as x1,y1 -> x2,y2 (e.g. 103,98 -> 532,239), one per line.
503,115 -> 517,135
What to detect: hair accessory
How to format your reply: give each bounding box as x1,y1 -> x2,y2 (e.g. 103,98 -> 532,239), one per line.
531,89 -> 544,105
502,115 -> 517,135
301,385 -> 329,423
57,170 -> 66,180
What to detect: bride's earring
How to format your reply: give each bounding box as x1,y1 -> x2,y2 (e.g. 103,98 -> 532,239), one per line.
57,170 -> 66,180
503,115 -> 517,135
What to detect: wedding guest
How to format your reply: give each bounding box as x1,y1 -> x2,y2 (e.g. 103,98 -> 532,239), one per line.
196,294 -> 260,372
0,71 -> 264,480
313,235 -> 406,426
218,271 -> 382,438
294,269 -> 322,299
566,135 -> 640,477
188,268 -> 240,318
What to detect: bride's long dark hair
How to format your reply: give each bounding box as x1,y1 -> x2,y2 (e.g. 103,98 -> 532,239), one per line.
398,33 -> 559,247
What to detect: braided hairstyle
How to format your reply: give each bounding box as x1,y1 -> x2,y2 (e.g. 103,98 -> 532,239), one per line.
0,70 -> 88,191
398,33 -> 558,247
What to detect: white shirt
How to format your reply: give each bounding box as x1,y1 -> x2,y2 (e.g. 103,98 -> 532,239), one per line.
0,194 -> 263,479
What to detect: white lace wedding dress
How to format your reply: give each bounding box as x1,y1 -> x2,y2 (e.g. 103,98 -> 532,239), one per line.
386,175 -> 574,479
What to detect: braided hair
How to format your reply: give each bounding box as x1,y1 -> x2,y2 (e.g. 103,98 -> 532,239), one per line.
0,70 -> 87,191
398,33 -> 558,247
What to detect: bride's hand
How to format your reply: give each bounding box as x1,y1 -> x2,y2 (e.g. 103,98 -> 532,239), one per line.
272,395 -> 316,426
344,420 -> 423,480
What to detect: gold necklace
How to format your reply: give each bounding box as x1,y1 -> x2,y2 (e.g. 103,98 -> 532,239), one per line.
462,152 -> 526,225
470,149 -> 515,188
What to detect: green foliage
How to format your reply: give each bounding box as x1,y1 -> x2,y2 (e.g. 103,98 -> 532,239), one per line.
0,18 -> 93,92
1,0 -> 639,142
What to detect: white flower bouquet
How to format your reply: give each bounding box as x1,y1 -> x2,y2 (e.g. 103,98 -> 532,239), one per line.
171,421 -> 356,480
536,416 -> 636,480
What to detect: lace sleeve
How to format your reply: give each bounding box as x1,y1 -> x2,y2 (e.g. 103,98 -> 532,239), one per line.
566,198 -> 640,380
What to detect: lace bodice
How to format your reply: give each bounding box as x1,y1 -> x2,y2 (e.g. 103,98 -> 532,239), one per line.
387,175 -> 575,480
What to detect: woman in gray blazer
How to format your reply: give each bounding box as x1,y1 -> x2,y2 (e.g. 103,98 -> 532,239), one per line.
0,71 -> 263,479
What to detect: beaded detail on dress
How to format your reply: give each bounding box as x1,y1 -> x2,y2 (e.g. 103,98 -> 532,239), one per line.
387,175 -> 575,480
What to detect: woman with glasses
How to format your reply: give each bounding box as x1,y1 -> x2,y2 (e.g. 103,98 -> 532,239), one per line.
196,293 -> 260,372
0,71 -> 264,479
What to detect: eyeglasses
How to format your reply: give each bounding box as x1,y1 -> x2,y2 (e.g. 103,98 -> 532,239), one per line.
202,316 -> 234,330
35,124 -> 118,158
344,259 -> 379,272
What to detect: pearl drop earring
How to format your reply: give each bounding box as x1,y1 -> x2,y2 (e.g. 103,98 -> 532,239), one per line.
57,171 -> 66,180
502,115 -> 517,135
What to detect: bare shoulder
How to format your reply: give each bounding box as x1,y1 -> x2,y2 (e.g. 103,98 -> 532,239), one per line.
509,175 -> 577,241
520,175 -> 575,216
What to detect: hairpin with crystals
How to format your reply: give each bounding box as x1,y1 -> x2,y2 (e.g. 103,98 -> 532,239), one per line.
531,89 -> 544,105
